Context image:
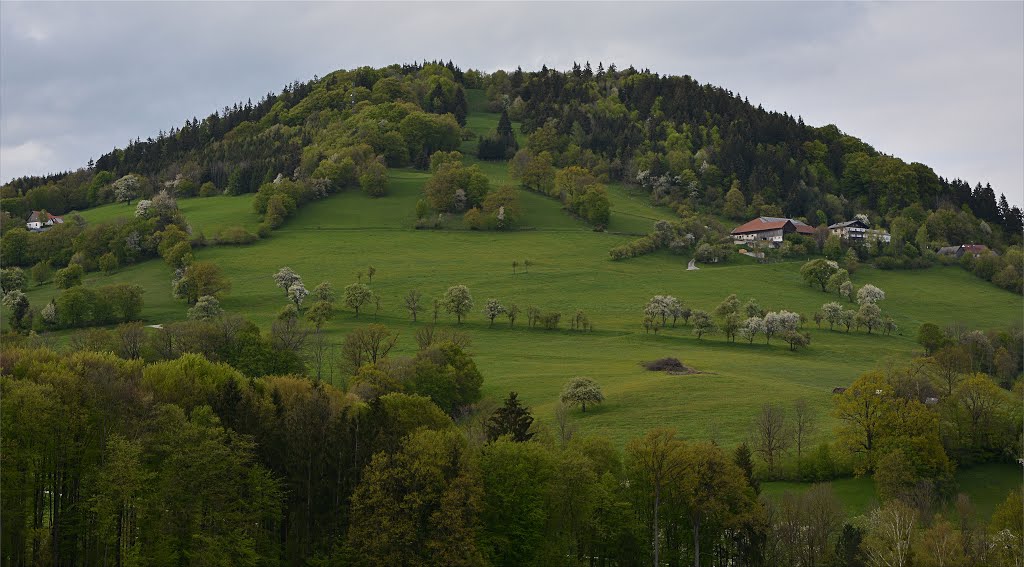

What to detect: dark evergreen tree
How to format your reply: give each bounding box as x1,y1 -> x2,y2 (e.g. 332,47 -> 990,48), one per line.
485,391 -> 535,442
453,87 -> 468,126
834,524 -> 865,567
733,442 -> 759,494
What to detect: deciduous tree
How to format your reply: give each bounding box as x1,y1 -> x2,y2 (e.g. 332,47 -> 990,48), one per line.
443,284 -> 474,324
560,377 -> 604,412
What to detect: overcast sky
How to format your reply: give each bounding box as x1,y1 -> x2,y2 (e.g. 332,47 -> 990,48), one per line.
2,1 -> 1022,204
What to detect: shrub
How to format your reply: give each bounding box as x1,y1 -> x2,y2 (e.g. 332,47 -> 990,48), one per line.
213,226 -> 259,245
54,264 -> 85,289
199,181 -> 218,197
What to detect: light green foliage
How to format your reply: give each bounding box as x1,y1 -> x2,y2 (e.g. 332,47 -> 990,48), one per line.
2,290 -> 30,329
478,439 -> 554,565
54,264 -> 84,289
423,162 -> 490,212
187,295 -> 223,320
347,429 -> 485,565
692,309 -> 718,340
0,267 -> 27,294
30,261 -> 53,286
98,252 -> 119,274
313,281 -> 335,303
359,158 -> 389,197
173,261 -> 230,304
343,282 -> 373,317
801,258 -> 840,292
443,284 -> 474,323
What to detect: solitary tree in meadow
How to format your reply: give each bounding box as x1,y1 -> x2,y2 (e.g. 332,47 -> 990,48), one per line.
560,377 -> 605,412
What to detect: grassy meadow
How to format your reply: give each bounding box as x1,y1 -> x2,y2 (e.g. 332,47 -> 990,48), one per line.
18,90 -> 1021,517
25,166 -> 1022,450
74,194 -> 262,236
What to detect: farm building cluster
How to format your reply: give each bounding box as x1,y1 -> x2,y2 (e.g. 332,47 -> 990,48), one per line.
730,216 -> 891,247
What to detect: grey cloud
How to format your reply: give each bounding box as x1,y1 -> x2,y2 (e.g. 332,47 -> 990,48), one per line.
1,1 -> 1020,204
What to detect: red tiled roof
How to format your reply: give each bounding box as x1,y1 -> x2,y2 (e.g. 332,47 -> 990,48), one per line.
731,217 -> 816,235
731,218 -> 789,234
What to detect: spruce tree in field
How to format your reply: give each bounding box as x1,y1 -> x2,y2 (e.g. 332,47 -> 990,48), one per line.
497,109 -> 514,141
485,392 -> 535,442
453,87 -> 468,126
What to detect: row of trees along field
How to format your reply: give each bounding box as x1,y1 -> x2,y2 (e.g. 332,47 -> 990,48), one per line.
2,313 -> 1021,566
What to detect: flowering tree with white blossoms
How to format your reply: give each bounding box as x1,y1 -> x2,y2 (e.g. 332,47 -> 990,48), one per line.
482,298 -> 505,327
443,284 -> 474,324
288,282 -> 309,310
740,316 -> 765,344
113,174 -> 144,203
273,267 -> 302,297
857,284 -> 886,305
764,310 -> 800,344
135,200 -> 152,218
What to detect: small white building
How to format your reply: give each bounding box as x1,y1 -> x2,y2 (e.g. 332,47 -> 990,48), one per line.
26,210 -> 64,231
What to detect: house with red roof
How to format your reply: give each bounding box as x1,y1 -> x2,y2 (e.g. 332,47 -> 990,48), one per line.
730,216 -> 814,246
25,210 -> 64,231
937,244 -> 994,258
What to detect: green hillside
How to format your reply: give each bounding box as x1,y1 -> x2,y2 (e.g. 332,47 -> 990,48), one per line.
21,165 -> 1021,448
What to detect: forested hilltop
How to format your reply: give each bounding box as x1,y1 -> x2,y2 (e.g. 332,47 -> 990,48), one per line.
3,61 -> 1021,240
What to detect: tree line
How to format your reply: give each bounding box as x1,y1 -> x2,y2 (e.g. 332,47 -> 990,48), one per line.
2,329 -> 1020,566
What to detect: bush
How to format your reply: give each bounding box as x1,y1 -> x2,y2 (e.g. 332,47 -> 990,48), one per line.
463,208 -> 484,230
199,181 -> 218,197
54,264 -> 85,289
642,357 -> 692,372
873,256 -> 902,270
98,253 -> 119,274
213,226 -> 259,245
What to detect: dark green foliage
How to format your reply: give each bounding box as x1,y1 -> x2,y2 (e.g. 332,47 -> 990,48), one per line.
485,391 -> 535,442
54,283 -> 144,327
408,342 -> 483,415
834,524 -> 864,567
